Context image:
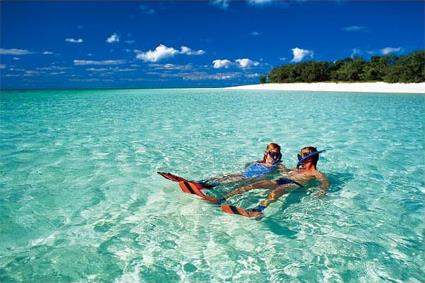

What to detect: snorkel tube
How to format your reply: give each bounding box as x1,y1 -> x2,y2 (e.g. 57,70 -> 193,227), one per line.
297,150 -> 326,168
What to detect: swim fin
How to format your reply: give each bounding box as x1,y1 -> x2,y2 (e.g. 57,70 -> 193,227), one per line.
220,205 -> 264,218
178,181 -> 221,203
157,171 -> 214,189
157,171 -> 187,182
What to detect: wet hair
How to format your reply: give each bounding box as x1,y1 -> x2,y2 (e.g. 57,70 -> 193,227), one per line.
299,146 -> 319,167
261,143 -> 282,163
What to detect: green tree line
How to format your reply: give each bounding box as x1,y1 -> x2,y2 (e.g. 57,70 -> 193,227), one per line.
261,50 -> 425,84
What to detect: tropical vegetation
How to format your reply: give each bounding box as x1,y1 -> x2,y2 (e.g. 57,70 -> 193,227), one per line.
263,50 -> 425,84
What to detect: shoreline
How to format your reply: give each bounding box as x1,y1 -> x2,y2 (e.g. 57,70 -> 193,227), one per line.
225,82 -> 425,94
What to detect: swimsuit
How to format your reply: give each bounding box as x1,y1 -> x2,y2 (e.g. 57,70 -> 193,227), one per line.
243,162 -> 276,178
275,177 -> 304,187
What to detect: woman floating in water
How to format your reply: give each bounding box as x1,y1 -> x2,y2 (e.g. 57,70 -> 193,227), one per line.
202,143 -> 288,185
158,143 -> 287,187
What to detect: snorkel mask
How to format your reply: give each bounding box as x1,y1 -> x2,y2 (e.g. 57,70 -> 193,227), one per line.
266,151 -> 282,165
297,150 -> 326,168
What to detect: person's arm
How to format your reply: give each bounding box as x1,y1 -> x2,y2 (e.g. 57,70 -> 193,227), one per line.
277,163 -> 290,174
315,171 -> 330,197
244,160 -> 257,168
258,185 -> 293,207
223,179 -> 276,199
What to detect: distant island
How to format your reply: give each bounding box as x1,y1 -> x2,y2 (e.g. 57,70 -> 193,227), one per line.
260,50 -> 425,84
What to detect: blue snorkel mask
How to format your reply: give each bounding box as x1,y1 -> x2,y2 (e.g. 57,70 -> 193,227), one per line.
297,150 -> 326,168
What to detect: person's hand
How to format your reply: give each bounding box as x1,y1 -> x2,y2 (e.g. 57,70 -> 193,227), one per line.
314,190 -> 327,198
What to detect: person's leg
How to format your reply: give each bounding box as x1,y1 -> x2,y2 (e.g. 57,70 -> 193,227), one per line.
252,185 -> 297,212
260,186 -> 291,206
222,179 -> 278,200
203,173 -> 244,185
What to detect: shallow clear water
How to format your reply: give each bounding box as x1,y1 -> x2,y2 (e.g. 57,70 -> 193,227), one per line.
1,88 -> 424,282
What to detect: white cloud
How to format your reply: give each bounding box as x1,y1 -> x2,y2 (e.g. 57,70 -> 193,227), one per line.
342,25 -> 365,32
86,68 -> 108,72
73,59 -> 125,66
150,63 -> 193,71
136,44 -> 205,62
36,66 -> 69,71
23,70 -> 43,77
251,31 -> 261,36
0,48 -> 31,55
245,73 -> 260,78
180,46 -> 205,55
380,47 -> 401,55
212,58 -> 260,69
211,0 -> 229,9
0,64 -> 5,69
140,5 -> 155,14
65,38 -> 83,43
235,58 -> 259,68
247,0 -> 274,5
43,51 -> 53,55
136,44 -> 178,62
212,59 -> 232,69
291,47 -> 314,63
86,67 -> 136,72
180,72 -> 239,81
69,78 -> 113,82
351,48 -> 362,58
106,33 -> 120,43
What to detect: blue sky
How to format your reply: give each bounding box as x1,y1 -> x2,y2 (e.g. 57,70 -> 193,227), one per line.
1,1 -> 424,89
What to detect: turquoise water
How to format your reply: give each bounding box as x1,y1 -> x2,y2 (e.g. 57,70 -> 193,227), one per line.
1,88 -> 424,282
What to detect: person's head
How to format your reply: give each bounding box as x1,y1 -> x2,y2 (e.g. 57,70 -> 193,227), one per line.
262,143 -> 282,165
298,146 -> 320,168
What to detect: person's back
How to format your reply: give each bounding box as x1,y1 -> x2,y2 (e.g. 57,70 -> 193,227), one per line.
282,146 -> 329,195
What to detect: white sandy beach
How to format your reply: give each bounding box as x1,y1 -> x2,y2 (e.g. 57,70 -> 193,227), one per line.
226,82 -> 425,94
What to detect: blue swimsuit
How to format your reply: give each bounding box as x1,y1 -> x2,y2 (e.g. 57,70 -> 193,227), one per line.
243,162 -> 276,178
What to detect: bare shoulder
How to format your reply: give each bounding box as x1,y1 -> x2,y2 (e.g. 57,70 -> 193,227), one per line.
277,163 -> 290,173
314,170 -> 330,190
314,170 -> 327,179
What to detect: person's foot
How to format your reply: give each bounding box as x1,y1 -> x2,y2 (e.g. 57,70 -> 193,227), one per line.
221,205 -> 264,219
198,180 -> 217,189
251,205 -> 266,212
202,196 -> 224,204
250,211 -> 264,220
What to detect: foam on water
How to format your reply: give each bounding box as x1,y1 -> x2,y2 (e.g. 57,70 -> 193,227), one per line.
1,88 -> 424,282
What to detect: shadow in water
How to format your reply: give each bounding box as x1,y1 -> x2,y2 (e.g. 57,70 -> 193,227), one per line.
261,218 -> 298,238
262,171 -> 354,237
326,172 -> 354,193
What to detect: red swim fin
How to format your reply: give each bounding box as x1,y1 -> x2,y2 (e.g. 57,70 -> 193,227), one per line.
158,171 -> 214,189
178,181 -> 221,203
221,205 -> 263,218
157,172 -> 188,182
